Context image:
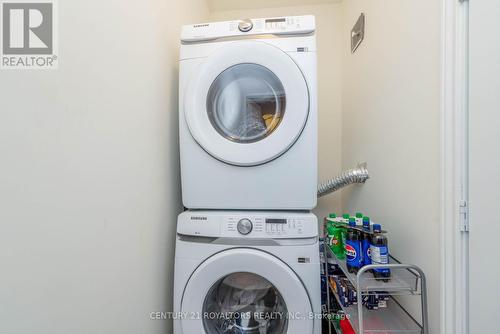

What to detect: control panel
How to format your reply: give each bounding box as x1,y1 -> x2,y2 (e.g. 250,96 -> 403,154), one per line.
181,15 -> 315,43
177,211 -> 317,239
224,216 -> 308,238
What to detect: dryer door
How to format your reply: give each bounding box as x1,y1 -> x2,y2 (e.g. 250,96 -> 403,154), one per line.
180,248 -> 314,334
184,41 -> 310,166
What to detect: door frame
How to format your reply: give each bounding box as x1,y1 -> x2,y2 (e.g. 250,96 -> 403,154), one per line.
441,0 -> 469,333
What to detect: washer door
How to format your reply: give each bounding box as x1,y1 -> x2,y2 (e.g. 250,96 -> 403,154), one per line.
180,249 -> 314,334
184,41 -> 310,166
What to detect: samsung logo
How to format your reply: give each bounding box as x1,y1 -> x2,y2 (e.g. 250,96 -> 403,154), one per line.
190,216 -> 208,221
193,24 -> 209,28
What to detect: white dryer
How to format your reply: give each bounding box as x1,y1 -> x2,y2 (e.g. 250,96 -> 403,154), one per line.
179,16 -> 318,210
173,210 -> 321,334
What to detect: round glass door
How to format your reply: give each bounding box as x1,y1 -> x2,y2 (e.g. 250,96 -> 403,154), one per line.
184,41 -> 310,166
207,64 -> 286,144
202,272 -> 288,333
180,248 -> 314,334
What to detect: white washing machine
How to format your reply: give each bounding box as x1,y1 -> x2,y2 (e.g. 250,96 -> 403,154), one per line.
173,210 -> 321,334
179,16 -> 318,210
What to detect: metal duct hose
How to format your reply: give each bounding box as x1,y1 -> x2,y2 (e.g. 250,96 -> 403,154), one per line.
317,164 -> 370,198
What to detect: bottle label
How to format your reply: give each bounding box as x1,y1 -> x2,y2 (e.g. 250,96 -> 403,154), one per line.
370,245 -> 389,264
345,241 -> 362,267
370,245 -> 390,274
362,239 -> 371,265
327,229 -> 335,247
331,236 -> 339,246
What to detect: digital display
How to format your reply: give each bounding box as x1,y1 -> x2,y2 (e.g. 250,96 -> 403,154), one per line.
266,218 -> 287,224
265,18 -> 286,23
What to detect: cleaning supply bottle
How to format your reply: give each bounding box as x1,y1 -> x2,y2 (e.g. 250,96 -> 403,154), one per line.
345,218 -> 363,273
370,224 -> 391,281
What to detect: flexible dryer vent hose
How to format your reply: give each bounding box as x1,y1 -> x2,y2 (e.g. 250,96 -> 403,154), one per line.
317,164 -> 370,198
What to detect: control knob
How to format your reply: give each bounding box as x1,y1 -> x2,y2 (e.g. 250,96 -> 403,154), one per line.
238,19 -> 253,32
237,218 -> 253,235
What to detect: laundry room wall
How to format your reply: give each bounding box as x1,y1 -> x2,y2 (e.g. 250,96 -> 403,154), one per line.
340,1 -> 442,333
209,0 -> 344,221
0,0 -> 208,333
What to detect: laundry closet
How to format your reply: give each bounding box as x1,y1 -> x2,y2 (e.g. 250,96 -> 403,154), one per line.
0,0 -> 447,333
176,0 -> 441,333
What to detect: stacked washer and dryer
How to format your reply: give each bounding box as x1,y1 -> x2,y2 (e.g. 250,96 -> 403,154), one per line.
174,16 -> 321,334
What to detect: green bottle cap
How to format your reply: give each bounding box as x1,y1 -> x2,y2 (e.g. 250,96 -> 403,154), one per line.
356,212 -> 363,218
349,217 -> 356,223
343,214 -> 350,219
329,213 -> 337,218
363,216 -> 370,222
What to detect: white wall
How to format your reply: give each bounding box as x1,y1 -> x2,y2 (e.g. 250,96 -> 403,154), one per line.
210,3 -> 344,220
209,0 -> 340,11
0,0 -> 208,333
340,1 -> 441,333
469,0 -> 500,330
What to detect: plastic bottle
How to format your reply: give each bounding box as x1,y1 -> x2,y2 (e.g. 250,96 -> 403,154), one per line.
326,215 -> 336,250
370,224 -> 391,280
345,218 -> 363,273
340,223 -> 347,254
326,214 -> 335,249
355,212 -> 364,225
326,220 -> 334,246
339,213 -> 350,246
328,213 -> 343,225
328,213 -> 337,221
332,312 -> 342,332
327,213 -> 345,259
362,216 -> 372,266
339,317 -> 356,334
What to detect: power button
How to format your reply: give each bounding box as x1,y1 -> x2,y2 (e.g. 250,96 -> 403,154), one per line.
238,19 -> 253,32
237,218 -> 253,235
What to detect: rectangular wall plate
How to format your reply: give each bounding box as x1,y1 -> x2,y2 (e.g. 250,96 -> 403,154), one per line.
351,13 -> 365,53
